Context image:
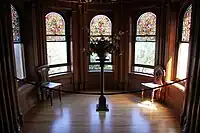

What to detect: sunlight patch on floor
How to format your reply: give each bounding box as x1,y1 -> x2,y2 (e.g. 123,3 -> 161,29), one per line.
137,100 -> 157,110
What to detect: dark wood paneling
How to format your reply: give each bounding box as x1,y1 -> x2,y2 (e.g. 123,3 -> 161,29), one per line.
50,73 -> 74,91
86,72 -> 115,91
128,74 -> 154,90
18,84 -> 37,114
165,85 -> 184,118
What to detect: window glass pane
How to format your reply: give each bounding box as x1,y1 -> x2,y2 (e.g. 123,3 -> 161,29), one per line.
45,12 -> 65,35
135,42 -> 155,66
90,53 -> 112,63
89,15 -> 112,68
137,12 -> 156,36
89,65 -> 113,71
182,5 -> 192,42
11,5 -> 21,42
49,66 -> 68,75
134,66 -> 154,74
136,36 -> 156,41
176,43 -> 189,79
46,36 -> 65,41
14,43 -> 26,79
47,42 -> 67,65
90,36 -> 110,41
90,15 -> 112,36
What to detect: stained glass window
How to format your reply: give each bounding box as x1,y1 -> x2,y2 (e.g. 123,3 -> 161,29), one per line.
181,5 -> 192,42
176,5 -> 192,79
137,12 -> 156,36
90,15 -> 112,36
11,5 -> 21,42
11,5 -> 26,79
134,12 -> 157,74
45,12 -> 65,35
89,15 -> 112,71
45,12 -> 70,75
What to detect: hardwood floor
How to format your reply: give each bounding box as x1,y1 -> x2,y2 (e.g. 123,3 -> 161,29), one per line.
23,94 -> 181,133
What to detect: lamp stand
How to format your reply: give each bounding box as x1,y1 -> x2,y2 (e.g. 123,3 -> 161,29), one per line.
96,56 -> 109,111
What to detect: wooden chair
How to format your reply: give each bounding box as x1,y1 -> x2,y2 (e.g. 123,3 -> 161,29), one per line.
141,66 -> 165,103
36,65 -> 62,106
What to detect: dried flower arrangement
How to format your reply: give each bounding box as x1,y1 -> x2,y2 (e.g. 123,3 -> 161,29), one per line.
82,30 -> 124,58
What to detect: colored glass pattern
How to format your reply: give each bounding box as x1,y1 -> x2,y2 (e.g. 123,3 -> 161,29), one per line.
11,5 -> 21,42
90,15 -> 112,36
45,12 -> 68,74
137,12 -> 156,35
89,15 -> 112,70
134,12 -> 156,74
182,5 -> 192,42
45,12 -> 65,35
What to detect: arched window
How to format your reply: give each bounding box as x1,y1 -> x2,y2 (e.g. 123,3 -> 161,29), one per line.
89,15 -> 112,71
176,5 -> 192,79
11,5 -> 26,79
134,12 -> 156,74
45,12 -> 70,75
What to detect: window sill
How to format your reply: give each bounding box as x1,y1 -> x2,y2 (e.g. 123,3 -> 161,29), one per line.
88,70 -> 113,73
49,72 -> 72,77
166,80 -> 185,92
129,72 -> 154,77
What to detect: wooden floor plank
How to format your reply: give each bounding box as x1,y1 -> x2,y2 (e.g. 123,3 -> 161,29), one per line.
23,94 -> 181,133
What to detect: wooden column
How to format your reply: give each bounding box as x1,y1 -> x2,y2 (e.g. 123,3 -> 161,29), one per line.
72,4 -> 81,91
23,1 -> 39,80
83,3 -> 89,90
119,5 -> 125,90
0,3 -> 22,133
181,0 -> 200,132
78,4 -> 85,90
157,1 -> 167,66
113,3 -> 120,90
124,13 -> 130,91
165,2 -> 179,81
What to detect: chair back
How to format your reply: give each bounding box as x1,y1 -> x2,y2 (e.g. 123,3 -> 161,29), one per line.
153,66 -> 165,85
36,65 -> 50,83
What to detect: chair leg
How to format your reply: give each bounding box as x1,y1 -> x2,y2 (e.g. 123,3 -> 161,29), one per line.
141,89 -> 144,101
40,87 -> 44,101
49,90 -> 53,106
59,86 -> 62,103
45,89 -> 48,100
151,90 -> 155,104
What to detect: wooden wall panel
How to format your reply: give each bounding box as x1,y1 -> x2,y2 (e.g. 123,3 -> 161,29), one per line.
128,74 -> 154,90
86,72 -> 115,91
50,74 -> 74,91
165,86 -> 184,117
18,84 -> 37,115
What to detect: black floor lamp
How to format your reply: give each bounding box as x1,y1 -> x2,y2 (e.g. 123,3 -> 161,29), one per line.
96,56 -> 109,111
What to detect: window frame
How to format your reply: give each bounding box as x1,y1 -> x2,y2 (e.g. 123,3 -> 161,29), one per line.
45,11 -> 71,75
10,4 -> 26,82
88,14 -> 113,71
132,11 -> 158,75
175,4 -> 192,85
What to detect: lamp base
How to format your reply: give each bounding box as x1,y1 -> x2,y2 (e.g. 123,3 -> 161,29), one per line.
96,95 -> 109,111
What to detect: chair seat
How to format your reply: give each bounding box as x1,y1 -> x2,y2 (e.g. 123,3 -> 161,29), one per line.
141,82 -> 161,90
41,82 -> 62,89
